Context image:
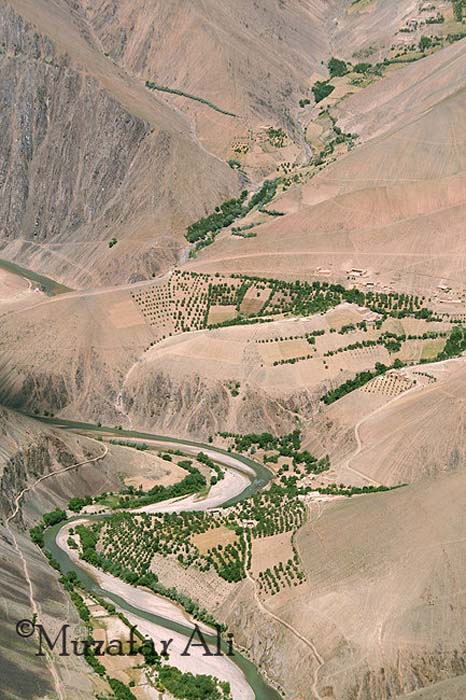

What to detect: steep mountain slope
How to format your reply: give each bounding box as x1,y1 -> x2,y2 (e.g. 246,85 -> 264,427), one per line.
332,0 -> 447,61
0,0 -> 238,287
0,277 -> 318,433
0,280 -> 154,421
285,469 -> 466,699
76,0 -> 332,163
0,407 -> 107,700
397,676 -> 466,699
188,39 -> 466,296
0,405 -> 183,700
335,35 -> 466,142
1,0 -> 441,288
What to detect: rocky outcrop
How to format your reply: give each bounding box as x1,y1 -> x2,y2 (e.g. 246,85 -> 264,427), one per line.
121,370 -> 318,439
0,1 -> 238,287
0,406 -> 99,519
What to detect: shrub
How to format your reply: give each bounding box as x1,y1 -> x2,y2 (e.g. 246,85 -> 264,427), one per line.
108,677 -> 137,700
354,62 -> 372,73
328,57 -> 348,77
158,666 -> 222,700
68,496 -> 92,513
43,509 -> 67,527
419,35 -> 433,51
312,81 -> 335,103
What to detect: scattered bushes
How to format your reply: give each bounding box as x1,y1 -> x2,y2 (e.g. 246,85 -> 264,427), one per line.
267,127 -> 287,148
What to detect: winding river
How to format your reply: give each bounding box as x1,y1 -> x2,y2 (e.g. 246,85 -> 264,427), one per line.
41,418 -> 283,700
0,258 -> 72,296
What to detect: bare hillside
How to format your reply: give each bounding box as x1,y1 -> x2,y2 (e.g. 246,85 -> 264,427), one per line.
3,4 -> 466,699
303,357 -> 466,486
0,281 -> 154,421
284,470 -> 466,699
76,0 -> 332,163
0,405 -> 184,699
188,39 -> 466,297
0,0 -> 239,287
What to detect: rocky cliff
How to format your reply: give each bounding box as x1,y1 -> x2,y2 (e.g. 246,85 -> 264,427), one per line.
0,0 -> 238,287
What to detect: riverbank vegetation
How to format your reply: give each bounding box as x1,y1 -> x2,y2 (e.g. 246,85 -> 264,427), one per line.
64,452 -> 223,513
29,517 -> 233,699
187,181 -> 278,255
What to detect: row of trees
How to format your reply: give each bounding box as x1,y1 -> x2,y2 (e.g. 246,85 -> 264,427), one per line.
186,180 -> 278,253
158,666 -> 230,700
258,558 -> 304,596
321,360 -> 404,404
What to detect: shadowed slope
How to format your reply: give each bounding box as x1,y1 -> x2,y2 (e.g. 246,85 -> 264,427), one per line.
0,0 -> 238,286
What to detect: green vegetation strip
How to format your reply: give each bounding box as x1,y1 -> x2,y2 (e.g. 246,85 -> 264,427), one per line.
187,181 -> 278,255
33,416 -> 274,506
31,420 -> 407,699
145,81 -> 238,117
41,516 -> 282,700
39,525 -> 236,699
321,360 -> 404,404
68,451 -> 225,511
66,429 -> 403,605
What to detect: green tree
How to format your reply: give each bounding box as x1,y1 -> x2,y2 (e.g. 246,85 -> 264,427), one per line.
354,62 -> 372,73
452,0 -> 464,21
312,81 -> 335,103
419,35 -> 433,51
328,57 -> 348,77
43,508 -> 67,527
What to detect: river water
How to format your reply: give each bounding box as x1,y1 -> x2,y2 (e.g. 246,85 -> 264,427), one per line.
0,258 -> 72,295
42,422 -> 283,700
